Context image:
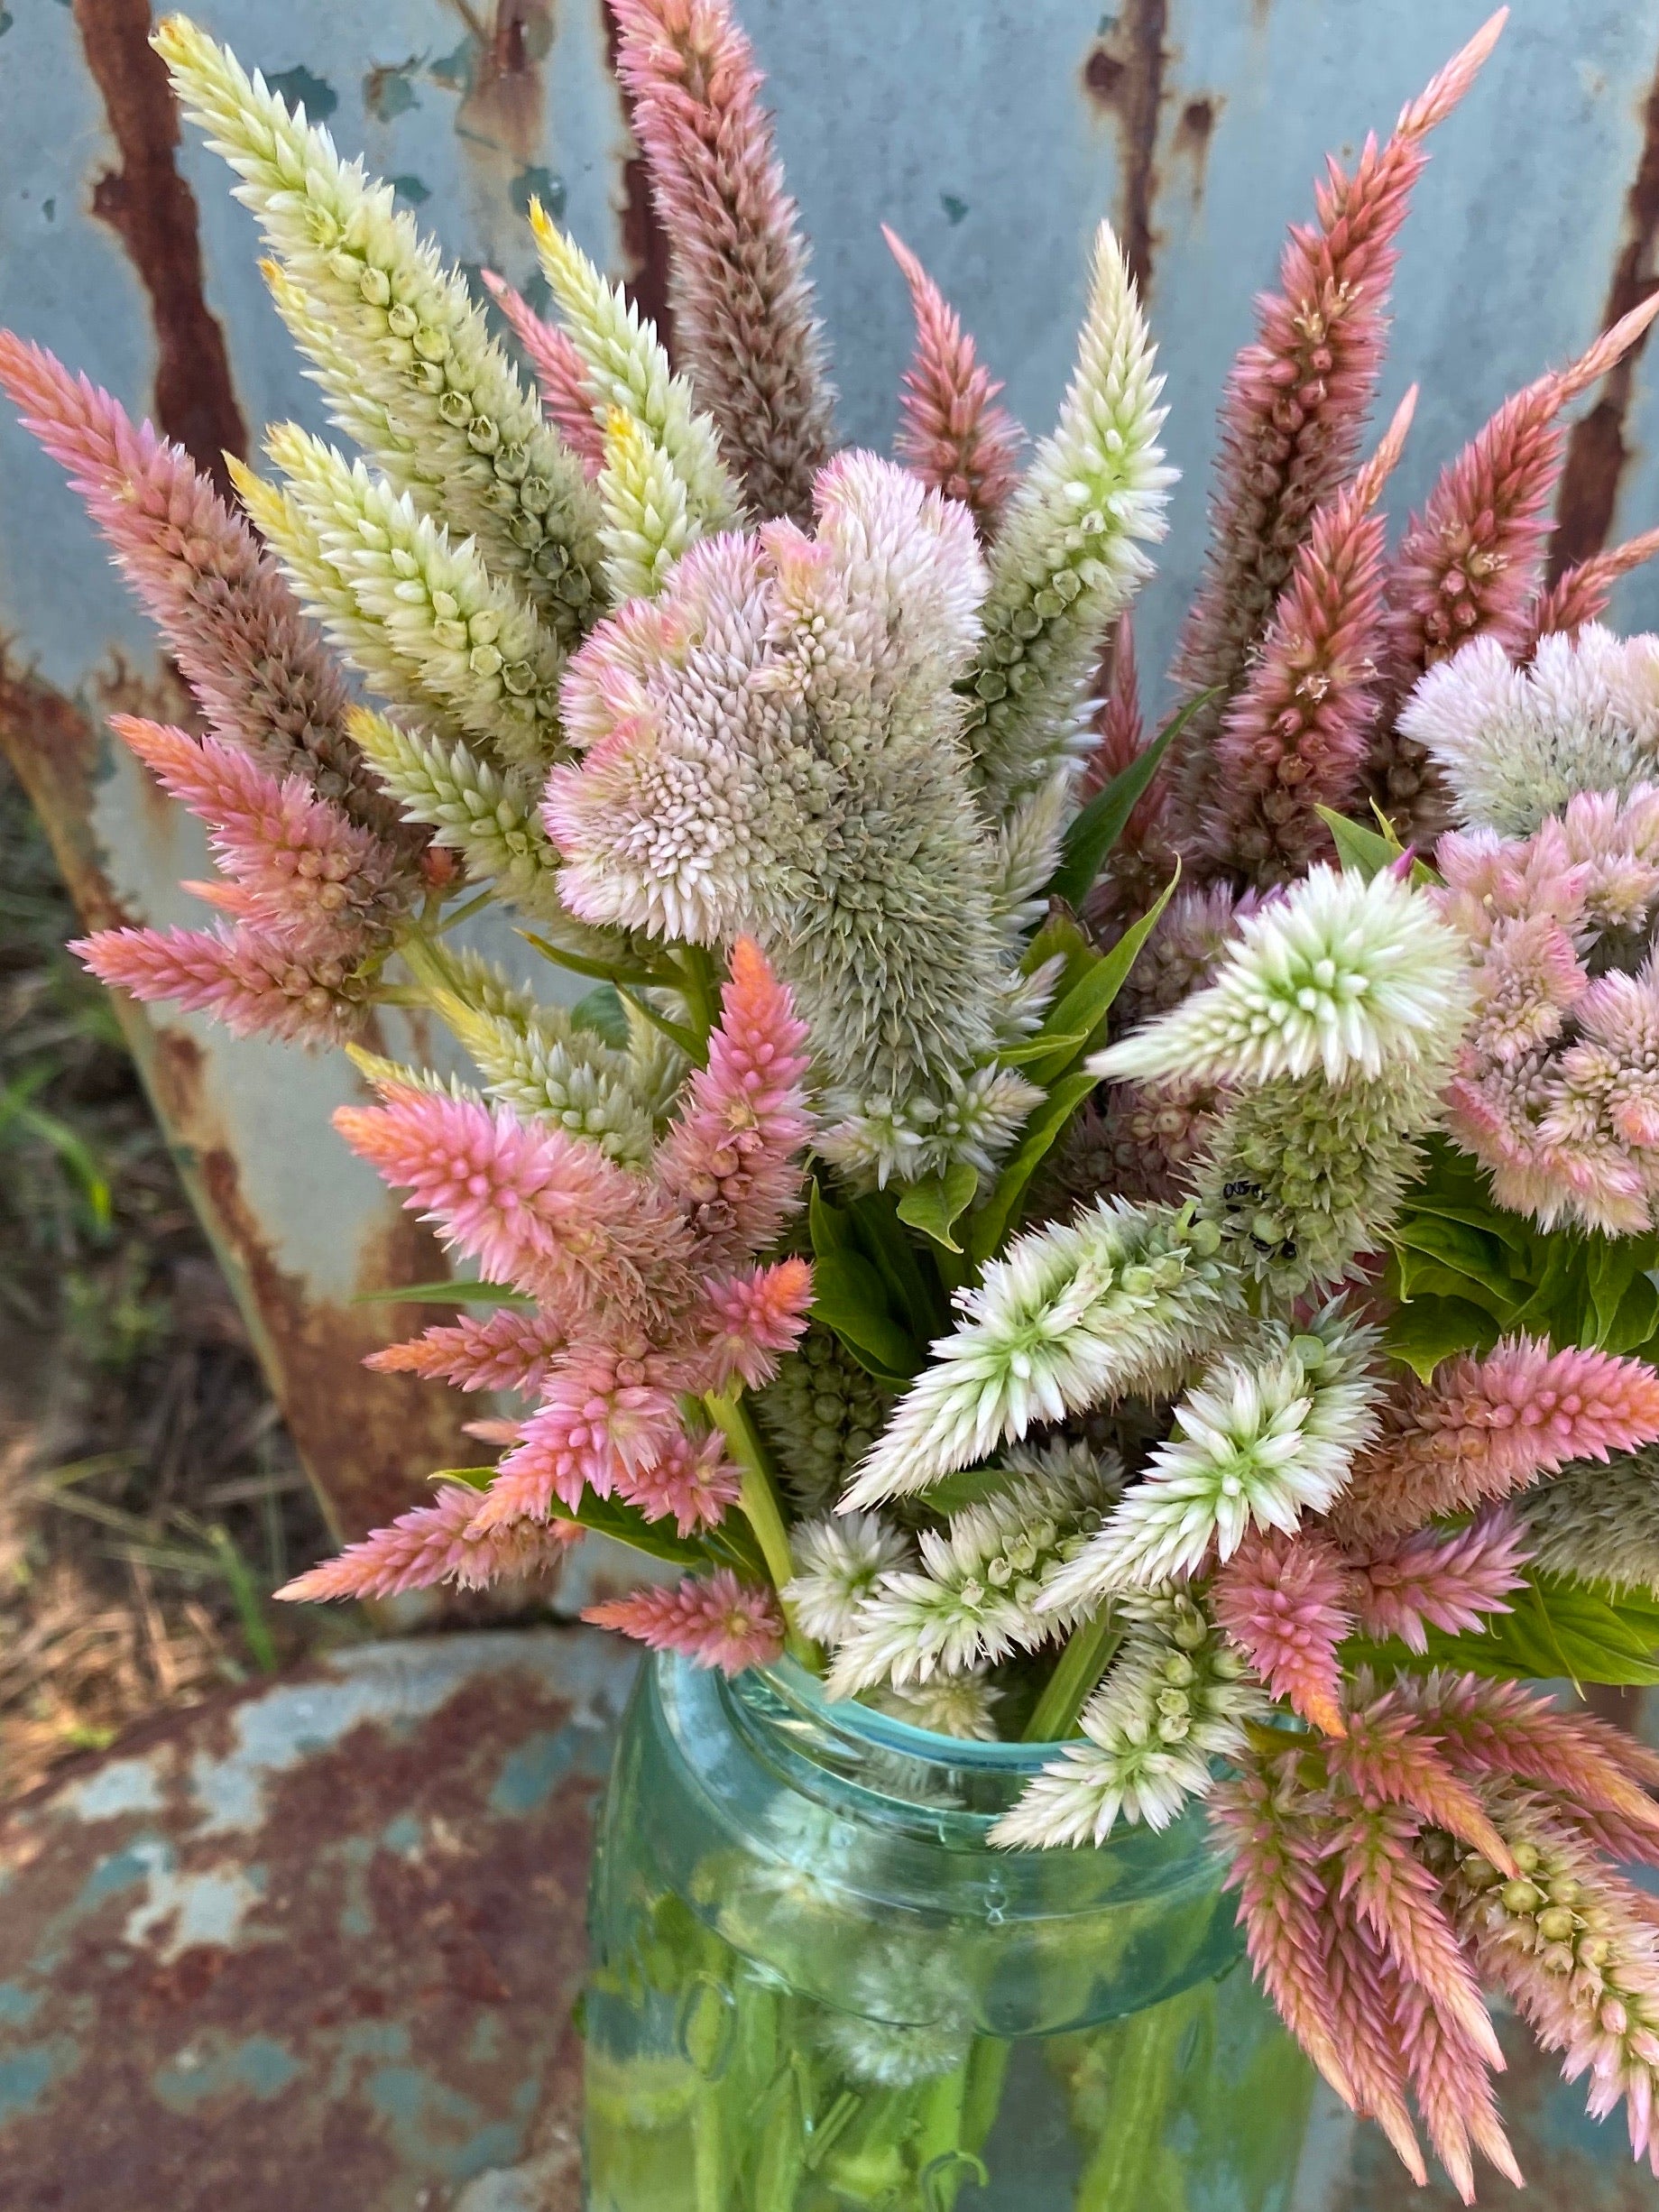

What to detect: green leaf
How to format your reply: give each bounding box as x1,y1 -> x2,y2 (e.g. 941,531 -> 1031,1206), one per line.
808,1248 -> 922,1383
1357,1573 -> 1659,1688
808,1178 -> 853,1257
569,982 -> 631,1049
1019,911 -> 1097,996
1314,805 -> 1438,889
1389,1249 -> 1514,1316
1383,1294 -> 1501,1381
848,1191 -> 948,1338
1585,1234 -> 1648,1349
968,1069 -> 1100,1264
1046,689 -> 1216,909
896,1162 -> 980,1254
1606,1268 -> 1659,1359
427,1467 -> 755,1576
350,1277 -> 535,1307
1009,865 -> 1179,1088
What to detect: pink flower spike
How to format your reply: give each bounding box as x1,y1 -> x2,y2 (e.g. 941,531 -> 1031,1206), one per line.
614,1429 -> 742,1535
1323,1879 -> 1431,2186
883,226 -> 1023,539
76,922 -> 369,1046
611,0 -> 834,526
1350,1507 -> 1530,1652
655,937 -> 813,1266
1394,1977 -> 1523,2201
364,1305 -> 571,1396
469,1368 -> 685,1528
689,1257 -> 814,1392
277,1483 -> 577,1602
1335,1337 -> 1659,1547
1212,1525 -> 1356,1737
1166,12 -> 1504,845
1522,527 -> 1659,657
585,1567 -> 785,1673
332,1091 -> 695,1322
1202,387 -> 1416,883
480,268 -> 606,474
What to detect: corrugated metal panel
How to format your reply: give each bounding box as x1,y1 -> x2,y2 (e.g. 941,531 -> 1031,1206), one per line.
4,0 -> 1658,1537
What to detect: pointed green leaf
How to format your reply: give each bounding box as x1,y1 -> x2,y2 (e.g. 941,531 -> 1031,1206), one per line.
1314,805 -> 1438,888
968,1069 -> 1100,1264
570,982 -> 631,1049
351,1277 -> 535,1308
848,1192 -> 949,1339
1046,689 -> 1216,910
1384,1293 -> 1501,1382
896,1162 -> 980,1254
1009,865 -> 1179,1088
808,1248 -> 922,1383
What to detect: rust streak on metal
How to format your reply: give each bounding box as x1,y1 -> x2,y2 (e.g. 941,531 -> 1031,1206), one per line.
1081,0 -> 1169,300
1549,51 -> 1659,581
70,0 -> 247,493
0,654 -> 476,1543
601,0 -> 676,357
1174,95 -> 1222,211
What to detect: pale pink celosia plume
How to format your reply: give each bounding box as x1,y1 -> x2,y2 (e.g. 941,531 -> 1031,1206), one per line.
1395,1980 -> 1524,2202
1321,1878 -> 1430,2185
1350,1507 -> 1530,1652
687,1256 -> 814,1391
0,332 -> 409,847
278,1482 -> 578,1602
479,268 -> 606,475
613,1428 -> 742,1535
1199,389 -> 1415,883
468,1361 -> 687,1525
1166,12 -> 1505,848
882,226 -> 1023,539
76,922 -> 369,1046
1212,1525 -> 1355,1737
1369,291 -> 1659,838
332,1091 -> 696,1323
364,1305 -> 571,1396
612,0 -> 835,525
584,1567 -> 784,1673
1331,1689 -> 1515,1872
1521,527 -> 1659,657
109,716 -> 409,959
654,937 -> 813,1265
1334,1336 -> 1659,1547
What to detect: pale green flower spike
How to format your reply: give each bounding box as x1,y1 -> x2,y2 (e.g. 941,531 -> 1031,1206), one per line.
597,409 -> 698,603
963,222 -> 1175,822
154,14 -> 604,643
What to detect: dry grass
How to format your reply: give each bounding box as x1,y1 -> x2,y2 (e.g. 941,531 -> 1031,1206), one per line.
0,753 -> 341,1801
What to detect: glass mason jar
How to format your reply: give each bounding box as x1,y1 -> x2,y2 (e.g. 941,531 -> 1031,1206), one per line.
583,1654 -> 1313,2210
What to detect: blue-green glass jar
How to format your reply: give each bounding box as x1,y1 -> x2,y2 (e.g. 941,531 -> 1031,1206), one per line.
583,1653 -> 1313,2209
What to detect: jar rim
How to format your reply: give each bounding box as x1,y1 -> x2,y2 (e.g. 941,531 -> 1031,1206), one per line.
746,1655 -> 1075,1774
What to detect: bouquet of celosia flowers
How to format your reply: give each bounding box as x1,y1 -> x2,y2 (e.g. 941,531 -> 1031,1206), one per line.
18,1 -> 1659,2195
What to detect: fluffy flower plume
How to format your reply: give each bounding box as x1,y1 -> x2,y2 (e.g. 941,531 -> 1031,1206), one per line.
364,1305 -> 568,1396
1519,1444 -> 1659,1595
1042,1313 -> 1378,1600
963,223 -> 1174,820
841,1202 -> 1240,1507
1167,13 -> 1502,845
1350,1509 -> 1530,1652
479,268 -> 606,474
1521,529 -> 1659,657
155,14 -> 604,640
1199,390 -> 1415,883
77,921 -> 373,1046
1371,295 -> 1659,839
653,937 -> 812,1263
1335,1337 -> 1659,1549
825,1455 -> 1120,1693
280,1482 -> 577,1601
1212,1525 -> 1355,1736
1093,864 -> 1470,1092
585,1568 -> 785,1674
884,226 -> 1023,538
611,0 -> 834,526
786,1512 -> 915,1645
993,1599 -> 1260,1846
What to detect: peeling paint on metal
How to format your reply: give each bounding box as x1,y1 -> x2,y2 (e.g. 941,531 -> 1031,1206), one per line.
0,1630 -> 635,2212
1174,94 -> 1222,211
1551,47 -> 1659,579
1081,0 -> 1169,299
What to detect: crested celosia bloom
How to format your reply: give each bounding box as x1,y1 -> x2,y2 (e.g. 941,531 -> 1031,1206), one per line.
585,1568 -> 786,1674
26,5 -> 1659,2191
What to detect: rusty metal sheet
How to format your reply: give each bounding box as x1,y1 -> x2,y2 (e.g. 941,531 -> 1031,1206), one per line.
0,1626 -> 639,2212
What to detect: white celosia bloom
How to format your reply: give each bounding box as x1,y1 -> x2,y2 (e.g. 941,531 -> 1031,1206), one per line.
1401,626 -> 1659,838
967,223 -> 1176,819
840,1200 -> 1241,1509
1092,865 -> 1471,1092
786,1511 -> 914,1644
826,1456 -> 1120,1693
871,1673 -> 1003,1742
816,1952 -> 973,2088
1040,1312 -> 1379,1608
991,1604 -> 1260,1848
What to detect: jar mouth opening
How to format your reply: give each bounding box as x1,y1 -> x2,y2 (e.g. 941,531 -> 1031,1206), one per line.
743,1655 -> 1075,1774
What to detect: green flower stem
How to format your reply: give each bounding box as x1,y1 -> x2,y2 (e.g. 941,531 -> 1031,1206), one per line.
1024,1608 -> 1121,1744
669,942 -> 722,1049
705,1388 -> 822,1671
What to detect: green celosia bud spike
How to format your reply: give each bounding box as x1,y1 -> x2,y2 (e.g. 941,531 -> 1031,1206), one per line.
597,408 -> 697,602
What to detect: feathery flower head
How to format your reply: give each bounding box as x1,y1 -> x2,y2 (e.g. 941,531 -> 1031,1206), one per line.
278,1481 -> 577,1602
871,1673 -> 1003,1743
585,1566 -> 785,1674
479,268 -> 606,474
786,1512 -> 914,1645
76,921 -> 373,1046
472,1368 -> 685,1525
364,1305 -> 568,1397
883,226 -> 1024,538
840,1200 -> 1241,1507
1094,863 -> 1471,1092
1212,1525 -> 1356,1737
1519,1444 -> 1659,1596
1521,529 -> 1659,658
1350,1508 -> 1529,1653
689,1258 -> 814,1393
614,1428 -> 742,1535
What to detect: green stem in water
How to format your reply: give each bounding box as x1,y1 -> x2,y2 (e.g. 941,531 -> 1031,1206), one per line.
1024,1609 -> 1121,1744
704,1389 -> 822,1672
